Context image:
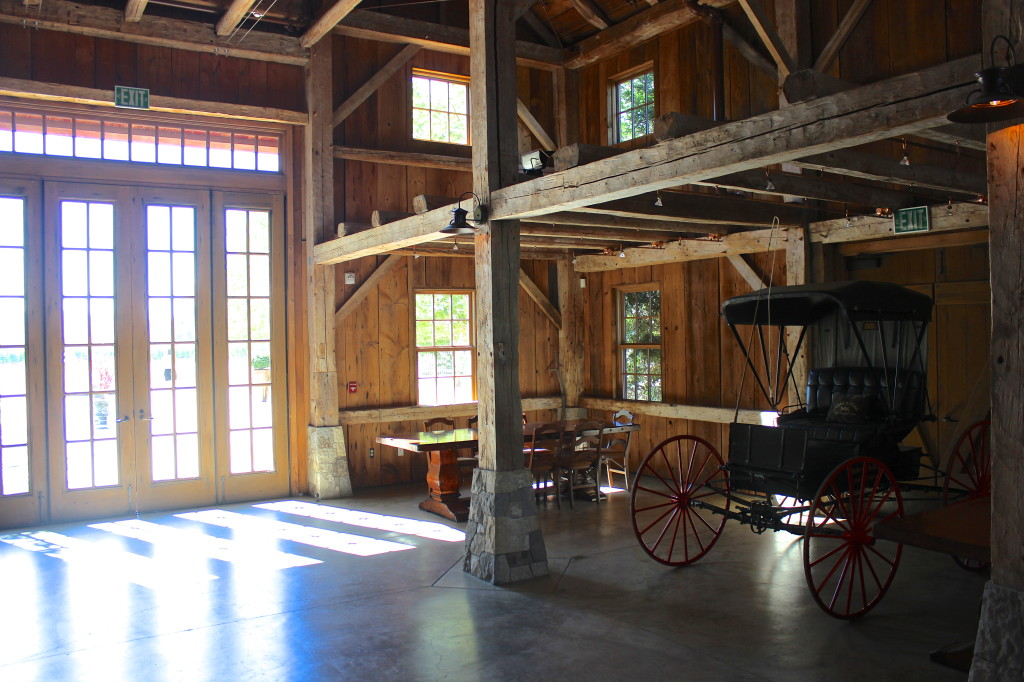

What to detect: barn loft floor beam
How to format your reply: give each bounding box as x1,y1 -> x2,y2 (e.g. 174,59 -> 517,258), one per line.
491,54 -> 980,220
576,192 -> 809,227
314,54 -> 979,265
301,0 -> 360,48
332,9 -> 565,71
0,0 -> 307,65
793,149 -> 986,197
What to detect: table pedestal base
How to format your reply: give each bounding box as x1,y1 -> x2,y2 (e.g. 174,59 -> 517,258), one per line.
419,494 -> 470,522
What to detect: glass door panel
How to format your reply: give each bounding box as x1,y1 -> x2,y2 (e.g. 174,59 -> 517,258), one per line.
214,193 -> 287,501
133,190 -> 214,510
0,180 -> 45,528
45,183 -> 133,521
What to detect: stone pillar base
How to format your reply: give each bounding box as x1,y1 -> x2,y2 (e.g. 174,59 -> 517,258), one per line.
971,581 -> 1024,680
307,425 -> 352,500
463,468 -> 549,584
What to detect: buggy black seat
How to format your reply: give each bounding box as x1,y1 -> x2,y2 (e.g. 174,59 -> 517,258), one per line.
776,367 -> 925,446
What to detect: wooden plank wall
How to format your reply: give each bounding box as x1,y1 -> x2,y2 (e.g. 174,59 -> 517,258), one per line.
0,25 -> 304,111
335,36 -> 560,488
571,0 -> 986,465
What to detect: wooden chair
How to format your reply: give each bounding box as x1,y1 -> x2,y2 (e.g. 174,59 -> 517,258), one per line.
424,417 -> 477,488
557,420 -> 605,508
528,422 -> 565,507
598,409 -> 635,490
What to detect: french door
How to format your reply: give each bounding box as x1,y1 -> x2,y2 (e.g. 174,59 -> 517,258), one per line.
0,180 -> 287,527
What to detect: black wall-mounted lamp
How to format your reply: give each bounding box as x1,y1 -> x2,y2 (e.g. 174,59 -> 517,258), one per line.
442,192 -> 487,234
948,35 -> 1024,124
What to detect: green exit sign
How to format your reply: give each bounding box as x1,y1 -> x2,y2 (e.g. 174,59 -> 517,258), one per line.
114,85 -> 150,110
893,206 -> 930,234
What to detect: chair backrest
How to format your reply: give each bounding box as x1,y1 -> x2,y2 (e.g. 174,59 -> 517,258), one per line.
467,415 -> 478,429
529,422 -> 566,469
612,409 -> 633,426
571,420 -> 605,455
604,409 -> 635,452
424,417 -> 456,433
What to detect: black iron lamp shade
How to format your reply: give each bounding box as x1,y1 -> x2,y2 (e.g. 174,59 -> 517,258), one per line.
948,37 -> 1024,124
442,206 -> 477,234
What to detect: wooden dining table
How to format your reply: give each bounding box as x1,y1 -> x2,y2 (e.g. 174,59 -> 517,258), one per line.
377,419 -> 640,522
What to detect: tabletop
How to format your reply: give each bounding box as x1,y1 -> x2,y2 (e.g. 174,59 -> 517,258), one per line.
377,419 -> 639,453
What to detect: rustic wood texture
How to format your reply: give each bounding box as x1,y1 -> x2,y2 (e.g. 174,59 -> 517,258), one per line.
0,24 -> 304,111
986,123 -> 1023,590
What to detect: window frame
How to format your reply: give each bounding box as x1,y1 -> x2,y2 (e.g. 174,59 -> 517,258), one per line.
410,68 -> 471,146
609,63 -> 656,144
413,289 -> 476,406
616,283 -> 663,402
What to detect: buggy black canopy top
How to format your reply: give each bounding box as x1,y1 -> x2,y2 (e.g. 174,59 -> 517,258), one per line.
721,281 -> 933,326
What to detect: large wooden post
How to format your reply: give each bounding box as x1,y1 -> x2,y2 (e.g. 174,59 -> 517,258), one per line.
557,257 -> 586,416
971,2 -> 1024,678
462,0 -> 548,584
304,37 -> 351,499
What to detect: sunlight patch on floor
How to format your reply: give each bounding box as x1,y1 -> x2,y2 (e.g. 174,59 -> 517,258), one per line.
254,500 -> 466,543
177,509 -> 416,557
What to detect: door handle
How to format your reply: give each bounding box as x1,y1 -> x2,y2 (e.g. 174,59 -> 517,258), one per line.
138,409 -> 155,421
115,415 -> 131,423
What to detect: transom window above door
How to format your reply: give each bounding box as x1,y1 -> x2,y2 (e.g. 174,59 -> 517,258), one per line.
0,104 -> 281,172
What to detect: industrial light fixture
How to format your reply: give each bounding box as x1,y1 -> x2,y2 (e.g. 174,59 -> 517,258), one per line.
654,191 -> 663,207
764,170 -> 776,191
443,192 -> 487,234
899,138 -> 910,166
948,35 -> 1024,124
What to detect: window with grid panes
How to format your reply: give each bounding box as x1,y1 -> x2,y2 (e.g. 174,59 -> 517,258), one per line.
415,292 -> 474,405
411,69 -> 470,145
619,286 -> 662,401
614,70 -> 655,143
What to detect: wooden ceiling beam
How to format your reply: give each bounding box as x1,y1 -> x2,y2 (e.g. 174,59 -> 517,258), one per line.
809,201 -> 988,244
578,191 -> 810,227
0,0 -> 306,64
333,44 -> 421,128
520,8 -> 561,48
333,146 -> 471,172
124,0 -> 149,23
793,148 -> 986,196
301,0 -> 361,48
569,0 -> 610,30
814,0 -> 873,73
737,0 -> 796,77
783,68 -> 986,150
490,54 -> 980,220
517,98 -> 557,151
573,228 -> 783,272
564,0 -> 733,70
700,167 -> 932,210
215,0 -> 258,36
333,9 -> 565,71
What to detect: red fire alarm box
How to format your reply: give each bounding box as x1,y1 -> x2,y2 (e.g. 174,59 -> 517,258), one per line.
347,381 -> 358,393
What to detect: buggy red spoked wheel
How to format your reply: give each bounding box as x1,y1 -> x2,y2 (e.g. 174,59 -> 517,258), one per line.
803,457 -> 904,619
942,420 -> 991,571
630,435 -> 728,566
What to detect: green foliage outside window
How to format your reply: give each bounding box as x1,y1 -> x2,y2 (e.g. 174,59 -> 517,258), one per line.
620,288 -> 662,402
412,72 -> 470,145
415,292 -> 473,405
616,71 -> 655,143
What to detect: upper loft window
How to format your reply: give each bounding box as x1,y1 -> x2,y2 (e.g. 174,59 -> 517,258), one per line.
614,70 -> 655,143
411,69 -> 470,145
0,105 -> 281,172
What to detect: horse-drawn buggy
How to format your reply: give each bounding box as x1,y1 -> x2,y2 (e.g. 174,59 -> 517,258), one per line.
629,281 -> 990,619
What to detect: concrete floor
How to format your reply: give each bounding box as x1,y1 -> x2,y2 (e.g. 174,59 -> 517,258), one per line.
0,483 -> 985,681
